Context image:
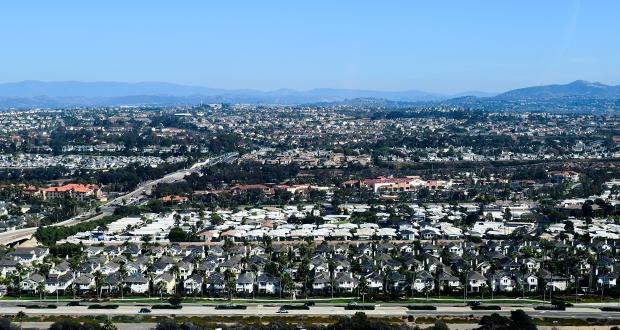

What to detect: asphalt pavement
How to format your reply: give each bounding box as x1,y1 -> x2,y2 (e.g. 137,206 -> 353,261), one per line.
3,304 -> 620,320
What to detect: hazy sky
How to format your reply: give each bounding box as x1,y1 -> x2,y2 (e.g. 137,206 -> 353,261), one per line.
1,1 -> 619,93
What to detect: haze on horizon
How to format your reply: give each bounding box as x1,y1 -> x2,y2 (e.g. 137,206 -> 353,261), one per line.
1,1 -> 619,94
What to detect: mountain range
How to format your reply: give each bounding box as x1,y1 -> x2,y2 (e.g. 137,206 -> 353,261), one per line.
495,80 -> 620,100
0,79 -> 618,109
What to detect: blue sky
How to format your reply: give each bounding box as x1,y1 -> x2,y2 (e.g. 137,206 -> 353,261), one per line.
0,1 -> 619,93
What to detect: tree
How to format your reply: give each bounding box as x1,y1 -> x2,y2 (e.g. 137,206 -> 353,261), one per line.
13,312 -> 26,330
102,320 -> 117,330
49,319 -> 101,330
508,309 -> 537,330
141,235 -> 153,245
328,312 -> 405,330
170,264 -> 181,293
157,280 -> 167,301
297,258 -> 310,298
477,313 -> 510,330
36,281 -> 46,301
168,227 -> 197,242
281,273 -> 294,299
155,319 -> 179,330
430,320 -> 451,330
224,270 -> 236,300
210,213 -> 224,226
503,207 -> 512,221
0,317 -> 18,330
582,201 -> 594,218
168,294 -> 183,307
358,276 -> 369,303
475,310 -> 537,330
119,262 -> 128,300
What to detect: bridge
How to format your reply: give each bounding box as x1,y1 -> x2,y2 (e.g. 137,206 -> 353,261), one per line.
0,227 -> 37,246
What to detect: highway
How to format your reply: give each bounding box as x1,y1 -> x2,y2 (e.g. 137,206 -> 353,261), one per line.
104,152 -> 237,208
0,304 -> 619,320
0,152 -> 238,246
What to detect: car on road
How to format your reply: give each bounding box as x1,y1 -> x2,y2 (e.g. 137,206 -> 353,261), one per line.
304,301 -> 315,307
139,308 -> 151,313
277,307 -> 289,313
467,301 -> 481,307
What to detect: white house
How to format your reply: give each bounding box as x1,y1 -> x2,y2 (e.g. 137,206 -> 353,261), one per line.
257,274 -> 280,294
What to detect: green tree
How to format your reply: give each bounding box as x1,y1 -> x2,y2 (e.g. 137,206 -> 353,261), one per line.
102,320 -> 117,330
13,311 -> 26,330
36,281 -> 46,301
224,270 -> 236,300
168,294 -> 183,307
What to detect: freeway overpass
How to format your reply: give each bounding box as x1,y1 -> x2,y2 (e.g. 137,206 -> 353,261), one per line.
0,227 -> 38,246
0,152 -> 238,246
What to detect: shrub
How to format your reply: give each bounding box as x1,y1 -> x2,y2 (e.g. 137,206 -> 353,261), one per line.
534,305 -> 565,311
280,304 -> 310,310
50,319 -> 102,330
471,305 -> 501,310
407,305 -> 437,310
168,295 -> 183,307
23,304 -> 58,309
152,305 -> 183,310
214,304 -> 247,310
88,304 -> 119,309
344,305 -> 375,310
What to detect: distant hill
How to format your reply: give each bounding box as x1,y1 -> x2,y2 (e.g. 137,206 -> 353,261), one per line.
0,81 -> 228,98
0,80 -> 619,109
0,81 -> 456,107
495,80 -> 620,100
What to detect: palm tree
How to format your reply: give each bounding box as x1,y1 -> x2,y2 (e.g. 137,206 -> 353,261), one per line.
170,264 -> 181,294
157,280 -> 167,301
119,262 -> 128,300
358,276 -> 369,303
405,270 -> 417,298
250,264 -> 259,300
434,266 -> 443,298
297,258 -> 310,299
423,285 -> 432,302
93,270 -> 104,299
328,258 -> 336,299
600,265 -> 611,302
15,264 -> 26,298
146,267 -> 155,298
224,270 -> 236,301
36,281 -> 46,301
68,256 -> 83,300
481,283 -> 490,301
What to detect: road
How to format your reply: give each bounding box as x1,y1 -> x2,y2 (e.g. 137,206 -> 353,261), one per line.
0,152 -> 238,246
105,152 -> 238,208
20,323 -> 157,330
0,303 -> 619,320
